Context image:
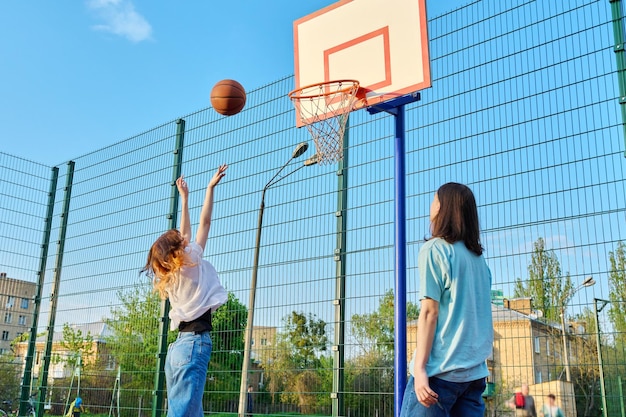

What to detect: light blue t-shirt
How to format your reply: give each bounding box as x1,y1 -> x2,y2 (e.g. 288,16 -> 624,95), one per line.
409,238 -> 493,382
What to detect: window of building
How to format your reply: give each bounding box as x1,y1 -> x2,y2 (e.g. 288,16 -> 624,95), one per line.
553,339 -> 562,358
18,315 -> 26,325
21,298 -> 29,309
534,337 -> 541,353
0,348 -> 6,355
1,331 -> 9,341
261,338 -> 267,346
535,370 -> 542,383
106,355 -> 116,371
6,296 -> 15,308
4,312 -> 12,324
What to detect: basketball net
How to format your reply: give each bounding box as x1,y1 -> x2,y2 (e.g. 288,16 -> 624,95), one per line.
289,80 -> 361,164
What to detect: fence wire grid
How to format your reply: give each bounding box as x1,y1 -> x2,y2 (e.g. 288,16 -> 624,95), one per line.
1,1 -> 626,416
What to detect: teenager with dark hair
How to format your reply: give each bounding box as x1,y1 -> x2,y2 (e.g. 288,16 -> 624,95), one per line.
400,183 -> 494,417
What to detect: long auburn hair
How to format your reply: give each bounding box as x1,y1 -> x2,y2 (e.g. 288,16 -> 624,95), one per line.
141,229 -> 195,299
429,182 -> 484,256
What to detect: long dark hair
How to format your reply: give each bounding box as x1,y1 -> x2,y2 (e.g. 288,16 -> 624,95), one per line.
429,182 -> 484,256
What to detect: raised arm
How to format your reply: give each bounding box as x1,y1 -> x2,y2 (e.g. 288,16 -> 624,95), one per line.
195,164 -> 228,250
176,175 -> 191,242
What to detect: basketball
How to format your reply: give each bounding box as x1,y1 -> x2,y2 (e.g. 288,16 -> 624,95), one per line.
210,79 -> 246,116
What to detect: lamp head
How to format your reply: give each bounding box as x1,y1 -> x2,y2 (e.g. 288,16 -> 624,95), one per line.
304,153 -> 319,166
292,142 -> 309,159
582,276 -> 595,287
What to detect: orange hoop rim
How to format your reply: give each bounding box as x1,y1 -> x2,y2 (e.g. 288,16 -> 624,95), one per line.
288,79 -> 360,100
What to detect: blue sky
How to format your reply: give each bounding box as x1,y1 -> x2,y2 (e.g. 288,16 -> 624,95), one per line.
0,0 -> 460,166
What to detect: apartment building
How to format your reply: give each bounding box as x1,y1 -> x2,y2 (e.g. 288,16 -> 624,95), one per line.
0,272 -> 36,355
14,321 -> 114,379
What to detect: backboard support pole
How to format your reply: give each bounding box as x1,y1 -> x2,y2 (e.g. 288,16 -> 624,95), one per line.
293,0 -> 429,412
368,93 -> 420,417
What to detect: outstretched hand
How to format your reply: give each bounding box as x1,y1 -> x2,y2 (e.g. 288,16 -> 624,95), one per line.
209,164 -> 228,188
176,175 -> 189,199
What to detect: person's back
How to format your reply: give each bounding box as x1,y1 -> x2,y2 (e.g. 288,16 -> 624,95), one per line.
419,238 -> 493,380
400,183 -> 494,417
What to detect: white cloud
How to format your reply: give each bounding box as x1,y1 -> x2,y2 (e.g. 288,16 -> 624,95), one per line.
87,0 -> 152,43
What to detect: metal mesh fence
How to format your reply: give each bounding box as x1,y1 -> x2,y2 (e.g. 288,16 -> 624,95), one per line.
0,0 -> 625,416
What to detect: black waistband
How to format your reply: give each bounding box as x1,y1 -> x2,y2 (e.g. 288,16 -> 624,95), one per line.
178,309 -> 212,333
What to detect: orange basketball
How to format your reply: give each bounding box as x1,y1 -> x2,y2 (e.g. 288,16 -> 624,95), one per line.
210,79 -> 246,116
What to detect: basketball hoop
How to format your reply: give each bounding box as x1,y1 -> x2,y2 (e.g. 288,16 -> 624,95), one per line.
289,80 -> 361,164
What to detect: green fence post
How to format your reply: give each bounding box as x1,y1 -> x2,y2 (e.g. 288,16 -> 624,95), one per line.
152,119 -> 185,417
617,375 -> 626,417
19,167 -> 58,417
609,0 -> 626,158
332,119 -> 348,417
37,161 -> 75,417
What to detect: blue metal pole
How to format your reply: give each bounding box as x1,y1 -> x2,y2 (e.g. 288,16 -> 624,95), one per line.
394,105 -> 407,417
367,93 -> 418,417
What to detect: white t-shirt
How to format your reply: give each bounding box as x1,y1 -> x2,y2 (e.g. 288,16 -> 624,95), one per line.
166,241 -> 227,330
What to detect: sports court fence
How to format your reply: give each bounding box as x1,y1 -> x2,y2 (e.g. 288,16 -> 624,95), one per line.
1,0 -> 626,416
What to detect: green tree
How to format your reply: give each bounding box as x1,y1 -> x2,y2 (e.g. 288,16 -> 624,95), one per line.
284,311 -> 328,369
608,241 -> 626,346
263,311 -> 329,412
205,291 -> 248,399
351,289 -> 420,358
105,284 -> 248,410
571,308 -> 602,417
264,337 -> 293,404
513,237 -> 573,322
58,322 -> 95,372
347,290 -> 420,417
0,352 -> 21,403
104,284 -> 163,399
602,242 -> 626,416
210,291 -> 247,371
345,352 -> 394,417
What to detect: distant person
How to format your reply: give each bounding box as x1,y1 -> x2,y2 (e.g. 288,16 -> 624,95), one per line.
246,384 -> 254,416
73,397 -> 84,417
541,393 -> 564,417
399,183 -> 494,417
507,383 -> 537,417
66,397 -> 84,417
142,165 -> 228,417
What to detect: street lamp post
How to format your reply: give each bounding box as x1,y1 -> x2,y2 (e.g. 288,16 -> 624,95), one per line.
561,276 -> 595,382
237,143 -> 314,417
594,298 -> 610,417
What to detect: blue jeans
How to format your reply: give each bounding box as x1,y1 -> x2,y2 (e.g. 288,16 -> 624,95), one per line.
399,375 -> 486,417
165,331 -> 213,417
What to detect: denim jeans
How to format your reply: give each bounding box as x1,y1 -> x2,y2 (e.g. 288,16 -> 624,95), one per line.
165,331 -> 213,417
399,375 -> 486,417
